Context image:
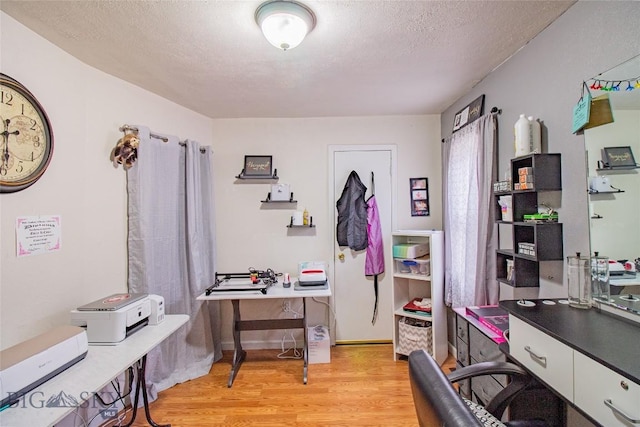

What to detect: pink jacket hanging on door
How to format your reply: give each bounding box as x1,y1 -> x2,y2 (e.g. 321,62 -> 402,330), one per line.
365,172 -> 384,325
365,195 -> 384,276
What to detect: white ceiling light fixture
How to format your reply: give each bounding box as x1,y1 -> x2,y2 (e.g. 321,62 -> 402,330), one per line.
255,0 -> 316,51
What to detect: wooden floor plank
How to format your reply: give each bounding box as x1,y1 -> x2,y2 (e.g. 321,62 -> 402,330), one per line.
125,344 -> 455,427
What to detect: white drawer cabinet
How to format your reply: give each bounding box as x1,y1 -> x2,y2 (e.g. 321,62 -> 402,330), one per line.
502,300 -> 640,427
509,315 -> 574,400
574,351 -> 640,426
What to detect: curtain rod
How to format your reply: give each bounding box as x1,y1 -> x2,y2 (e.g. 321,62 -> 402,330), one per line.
119,124 -> 170,143
441,106 -> 501,143
119,124 -> 206,152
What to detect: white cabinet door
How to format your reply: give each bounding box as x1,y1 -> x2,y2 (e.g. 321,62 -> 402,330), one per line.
509,315 -> 574,400
574,351 -> 640,427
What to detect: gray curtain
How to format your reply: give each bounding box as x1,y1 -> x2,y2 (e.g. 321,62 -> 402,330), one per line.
443,113 -> 498,307
126,125 -> 222,401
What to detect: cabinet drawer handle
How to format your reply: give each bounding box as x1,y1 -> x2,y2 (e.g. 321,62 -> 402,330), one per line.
604,399 -> 640,423
524,345 -> 547,366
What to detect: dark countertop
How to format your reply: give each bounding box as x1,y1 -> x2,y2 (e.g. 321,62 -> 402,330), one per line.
500,299 -> 640,384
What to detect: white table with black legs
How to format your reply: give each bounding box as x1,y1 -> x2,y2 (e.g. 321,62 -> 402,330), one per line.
197,281 -> 331,387
0,315 -> 189,427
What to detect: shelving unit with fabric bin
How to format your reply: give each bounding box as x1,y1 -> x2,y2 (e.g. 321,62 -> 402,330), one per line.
390,230 -> 446,364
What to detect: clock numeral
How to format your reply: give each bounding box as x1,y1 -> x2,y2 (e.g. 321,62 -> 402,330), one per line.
1,90 -> 13,106
15,163 -> 23,174
0,165 -> 7,176
29,118 -> 36,131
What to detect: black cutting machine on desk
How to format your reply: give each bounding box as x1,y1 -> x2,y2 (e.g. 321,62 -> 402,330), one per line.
205,268 -> 280,295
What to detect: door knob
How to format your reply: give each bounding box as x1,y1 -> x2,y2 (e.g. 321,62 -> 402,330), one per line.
338,253 -> 345,261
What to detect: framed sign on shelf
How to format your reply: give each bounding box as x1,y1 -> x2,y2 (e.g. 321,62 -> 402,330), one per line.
601,146 -> 636,168
410,178 -> 429,216
243,155 -> 273,177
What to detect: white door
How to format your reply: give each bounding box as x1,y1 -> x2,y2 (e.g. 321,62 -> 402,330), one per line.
329,146 -> 396,342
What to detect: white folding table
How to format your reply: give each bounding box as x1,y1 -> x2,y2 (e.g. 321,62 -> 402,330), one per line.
0,315 -> 188,427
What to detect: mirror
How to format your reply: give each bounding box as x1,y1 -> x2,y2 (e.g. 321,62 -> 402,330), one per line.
584,54 -> 640,315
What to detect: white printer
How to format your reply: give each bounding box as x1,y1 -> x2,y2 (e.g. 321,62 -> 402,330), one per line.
70,293 -> 151,344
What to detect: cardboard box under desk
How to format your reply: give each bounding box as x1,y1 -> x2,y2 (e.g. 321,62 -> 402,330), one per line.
308,326 -> 331,364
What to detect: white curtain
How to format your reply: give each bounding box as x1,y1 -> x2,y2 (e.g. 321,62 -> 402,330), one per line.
443,114 -> 498,308
126,125 -> 222,401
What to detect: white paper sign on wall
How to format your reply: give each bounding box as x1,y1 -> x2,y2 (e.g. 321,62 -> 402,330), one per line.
16,215 -> 62,257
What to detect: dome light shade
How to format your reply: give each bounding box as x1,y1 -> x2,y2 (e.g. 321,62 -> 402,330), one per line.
255,1 -> 316,51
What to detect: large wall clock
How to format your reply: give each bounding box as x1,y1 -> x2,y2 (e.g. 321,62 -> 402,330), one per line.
0,73 -> 54,193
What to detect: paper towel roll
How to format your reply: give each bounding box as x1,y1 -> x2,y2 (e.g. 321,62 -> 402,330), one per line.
292,211 -> 303,225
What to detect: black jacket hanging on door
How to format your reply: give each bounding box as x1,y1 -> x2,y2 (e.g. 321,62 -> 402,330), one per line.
336,170 -> 368,251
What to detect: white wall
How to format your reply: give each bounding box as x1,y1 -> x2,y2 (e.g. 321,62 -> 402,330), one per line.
210,116 -> 442,345
0,13 -> 213,349
1,12 -> 443,350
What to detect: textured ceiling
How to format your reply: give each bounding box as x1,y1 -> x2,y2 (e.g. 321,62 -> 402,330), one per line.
1,1 -> 575,119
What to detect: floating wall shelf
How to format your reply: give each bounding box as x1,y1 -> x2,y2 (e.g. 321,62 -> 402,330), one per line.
262,192 -> 297,203
235,168 -> 279,180
596,165 -> 639,172
588,189 -> 624,194
287,216 -> 314,228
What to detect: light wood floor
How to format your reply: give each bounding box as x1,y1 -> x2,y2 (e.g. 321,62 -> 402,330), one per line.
127,344 -> 455,427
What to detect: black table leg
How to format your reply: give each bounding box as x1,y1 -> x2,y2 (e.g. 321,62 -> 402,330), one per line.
122,355 -> 169,427
303,297 -> 308,385
228,299 -> 246,387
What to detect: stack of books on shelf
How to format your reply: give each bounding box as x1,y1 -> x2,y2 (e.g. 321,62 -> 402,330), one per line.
403,298 -> 432,317
465,305 -> 508,343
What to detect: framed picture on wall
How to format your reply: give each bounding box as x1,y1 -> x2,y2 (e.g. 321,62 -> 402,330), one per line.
452,94 -> 485,133
602,146 -> 637,168
243,155 -> 273,177
410,178 -> 429,216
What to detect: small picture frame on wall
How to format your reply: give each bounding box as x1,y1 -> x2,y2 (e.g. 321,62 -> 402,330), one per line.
243,155 -> 273,177
601,146 -> 637,168
452,94 -> 485,133
410,178 -> 429,216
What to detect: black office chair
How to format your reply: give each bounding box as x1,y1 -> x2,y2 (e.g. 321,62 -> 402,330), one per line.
408,349 -> 548,427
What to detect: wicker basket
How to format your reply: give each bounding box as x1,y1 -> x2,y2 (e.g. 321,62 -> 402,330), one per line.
397,318 -> 432,356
